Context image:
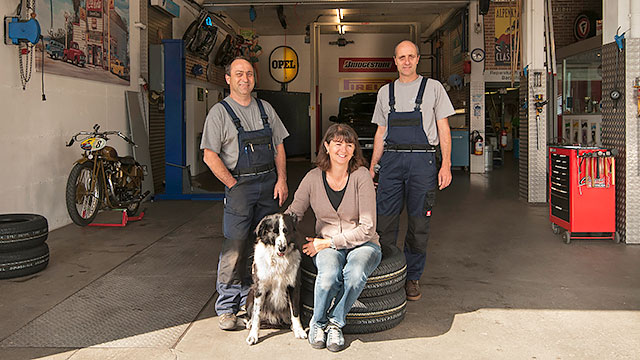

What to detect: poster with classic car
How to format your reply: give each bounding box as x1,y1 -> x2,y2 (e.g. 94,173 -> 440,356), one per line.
35,0 -> 130,85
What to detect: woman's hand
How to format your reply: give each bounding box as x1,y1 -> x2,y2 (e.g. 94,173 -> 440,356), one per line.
302,237 -> 331,257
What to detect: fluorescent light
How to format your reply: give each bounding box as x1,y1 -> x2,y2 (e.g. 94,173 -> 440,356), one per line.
336,9 -> 340,23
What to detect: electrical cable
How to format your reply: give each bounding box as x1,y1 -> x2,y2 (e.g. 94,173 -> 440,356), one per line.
41,37 -> 46,101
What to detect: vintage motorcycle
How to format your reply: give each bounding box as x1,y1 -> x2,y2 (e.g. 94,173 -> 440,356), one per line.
65,124 -> 149,226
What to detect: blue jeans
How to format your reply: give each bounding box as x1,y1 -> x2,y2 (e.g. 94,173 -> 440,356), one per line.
311,241 -> 382,328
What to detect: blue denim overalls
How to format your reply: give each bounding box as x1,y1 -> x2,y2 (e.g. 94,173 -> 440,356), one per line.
215,98 -> 279,315
376,77 -> 438,281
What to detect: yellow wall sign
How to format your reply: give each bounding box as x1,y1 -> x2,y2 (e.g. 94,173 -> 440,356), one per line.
269,46 -> 299,84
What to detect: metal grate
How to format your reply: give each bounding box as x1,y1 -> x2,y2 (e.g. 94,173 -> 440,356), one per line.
601,41 -> 627,242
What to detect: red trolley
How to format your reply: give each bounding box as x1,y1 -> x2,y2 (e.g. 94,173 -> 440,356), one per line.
548,146 -> 619,244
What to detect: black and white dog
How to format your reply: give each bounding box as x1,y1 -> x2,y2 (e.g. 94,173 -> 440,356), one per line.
245,213 -> 307,345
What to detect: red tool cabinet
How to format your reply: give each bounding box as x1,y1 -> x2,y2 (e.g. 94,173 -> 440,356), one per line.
548,146 -> 619,244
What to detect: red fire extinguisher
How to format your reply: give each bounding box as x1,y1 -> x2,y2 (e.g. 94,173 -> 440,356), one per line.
500,128 -> 508,148
471,130 -> 484,155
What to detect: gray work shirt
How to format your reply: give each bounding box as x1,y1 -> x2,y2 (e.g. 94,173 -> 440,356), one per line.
371,76 -> 455,145
200,96 -> 289,170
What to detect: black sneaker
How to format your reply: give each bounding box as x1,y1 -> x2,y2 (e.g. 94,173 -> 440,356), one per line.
326,324 -> 345,352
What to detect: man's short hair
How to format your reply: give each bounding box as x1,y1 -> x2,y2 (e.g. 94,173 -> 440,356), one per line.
394,40 -> 420,57
224,56 -> 252,76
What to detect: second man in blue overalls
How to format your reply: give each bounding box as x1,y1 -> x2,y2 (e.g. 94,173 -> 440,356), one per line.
369,40 -> 455,301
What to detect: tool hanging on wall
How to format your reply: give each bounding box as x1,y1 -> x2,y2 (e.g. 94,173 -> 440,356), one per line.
634,77 -> 640,117
533,92 -> 548,150
4,0 -> 42,92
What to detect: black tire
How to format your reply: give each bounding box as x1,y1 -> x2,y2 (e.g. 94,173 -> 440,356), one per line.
0,243 -> 49,279
551,222 -> 561,235
301,288 -> 406,334
563,231 -> 571,244
301,265 -> 406,298
214,34 -> 233,66
301,244 -> 407,298
0,214 -> 48,252
66,162 -> 103,226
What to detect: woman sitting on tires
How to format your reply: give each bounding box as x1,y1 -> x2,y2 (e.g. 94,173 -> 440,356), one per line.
285,123 -> 381,352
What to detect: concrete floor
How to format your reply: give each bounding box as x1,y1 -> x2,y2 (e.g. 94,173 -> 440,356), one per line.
1,156 -> 639,359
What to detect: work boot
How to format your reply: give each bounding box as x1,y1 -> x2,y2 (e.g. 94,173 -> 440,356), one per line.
218,313 -> 237,330
326,323 -> 345,352
405,280 -> 422,301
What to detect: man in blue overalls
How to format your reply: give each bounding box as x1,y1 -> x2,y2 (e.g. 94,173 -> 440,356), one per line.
369,40 -> 454,301
201,57 -> 289,330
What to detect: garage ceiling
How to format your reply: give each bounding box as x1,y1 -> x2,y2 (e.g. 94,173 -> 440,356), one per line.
201,0 -> 469,36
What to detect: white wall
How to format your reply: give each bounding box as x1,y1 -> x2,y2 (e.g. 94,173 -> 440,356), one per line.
0,1 -> 142,230
257,33 -> 407,135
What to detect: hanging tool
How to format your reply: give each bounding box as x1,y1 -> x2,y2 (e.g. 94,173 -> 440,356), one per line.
585,153 -> 592,188
634,77 -> 640,117
534,93 -> 548,150
4,0 -> 42,91
610,28 -> 626,105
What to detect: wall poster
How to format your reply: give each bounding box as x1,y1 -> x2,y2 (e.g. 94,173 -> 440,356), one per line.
36,0 -> 130,85
494,6 -> 517,67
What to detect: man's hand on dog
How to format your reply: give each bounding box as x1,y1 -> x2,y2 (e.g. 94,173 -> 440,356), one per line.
303,237 -> 331,257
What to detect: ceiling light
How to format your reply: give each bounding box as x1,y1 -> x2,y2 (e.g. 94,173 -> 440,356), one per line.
336,8 -> 343,23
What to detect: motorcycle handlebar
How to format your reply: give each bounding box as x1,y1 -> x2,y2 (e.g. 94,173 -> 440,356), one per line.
66,130 -> 137,147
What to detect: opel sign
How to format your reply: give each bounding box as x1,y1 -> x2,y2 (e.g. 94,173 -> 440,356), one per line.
269,46 -> 298,84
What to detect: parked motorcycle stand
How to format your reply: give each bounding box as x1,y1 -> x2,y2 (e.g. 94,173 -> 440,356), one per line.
88,209 -> 145,227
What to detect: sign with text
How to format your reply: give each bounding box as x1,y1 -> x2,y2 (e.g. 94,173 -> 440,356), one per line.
339,58 -> 397,73
269,46 -> 299,84
339,78 -> 394,93
494,6 -> 517,66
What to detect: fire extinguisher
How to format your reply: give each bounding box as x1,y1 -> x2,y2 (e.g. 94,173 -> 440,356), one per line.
471,130 -> 484,155
500,128 -> 508,148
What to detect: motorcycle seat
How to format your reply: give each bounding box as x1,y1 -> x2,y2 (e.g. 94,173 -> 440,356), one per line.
119,156 -> 136,166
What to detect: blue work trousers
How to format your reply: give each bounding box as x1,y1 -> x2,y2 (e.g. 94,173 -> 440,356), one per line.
376,151 -> 437,280
215,171 -> 278,315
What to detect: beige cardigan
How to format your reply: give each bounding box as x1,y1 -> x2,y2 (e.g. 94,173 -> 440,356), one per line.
285,166 -> 380,249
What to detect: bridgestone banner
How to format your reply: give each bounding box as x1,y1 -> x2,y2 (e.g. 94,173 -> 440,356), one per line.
339,58 -> 397,73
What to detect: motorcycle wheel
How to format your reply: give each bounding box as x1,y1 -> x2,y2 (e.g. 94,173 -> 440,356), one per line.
65,162 -> 103,226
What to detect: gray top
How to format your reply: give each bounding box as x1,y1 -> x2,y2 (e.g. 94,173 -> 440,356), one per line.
200,96 -> 289,170
371,76 -> 455,145
285,167 -> 380,250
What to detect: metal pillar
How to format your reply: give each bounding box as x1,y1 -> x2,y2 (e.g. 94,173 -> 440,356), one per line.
468,0 -> 485,173
155,40 -> 222,201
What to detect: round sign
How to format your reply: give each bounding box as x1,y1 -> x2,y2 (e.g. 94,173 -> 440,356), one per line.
269,46 -> 299,84
574,13 -> 595,41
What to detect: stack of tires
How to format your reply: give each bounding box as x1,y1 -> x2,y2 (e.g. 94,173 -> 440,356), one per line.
0,214 -> 50,279
300,244 -> 407,333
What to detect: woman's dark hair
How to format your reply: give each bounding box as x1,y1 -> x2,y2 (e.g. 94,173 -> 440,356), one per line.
316,123 -> 368,172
